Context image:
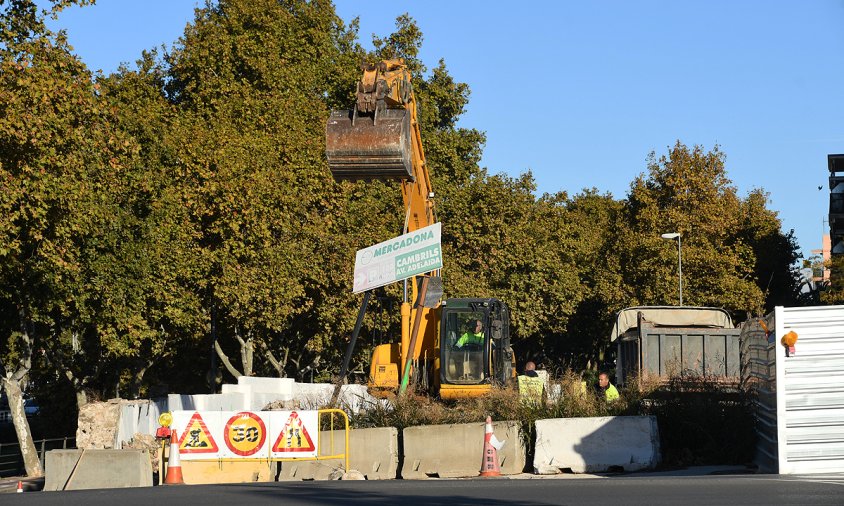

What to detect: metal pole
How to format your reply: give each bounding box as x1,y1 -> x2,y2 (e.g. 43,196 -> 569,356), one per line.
338,291 -> 371,381
399,276 -> 429,396
332,291 -> 372,405
678,235 -> 683,306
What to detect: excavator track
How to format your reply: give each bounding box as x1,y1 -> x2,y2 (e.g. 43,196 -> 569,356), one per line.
325,109 -> 413,181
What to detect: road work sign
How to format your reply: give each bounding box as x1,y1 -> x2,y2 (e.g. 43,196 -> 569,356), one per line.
270,411 -> 317,456
353,222 -> 442,293
178,412 -> 219,455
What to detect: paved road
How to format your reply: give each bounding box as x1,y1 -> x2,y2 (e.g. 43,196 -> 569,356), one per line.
2,473 -> 843,506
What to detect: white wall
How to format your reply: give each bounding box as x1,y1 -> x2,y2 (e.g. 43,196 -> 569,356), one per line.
774,305 -> 844,474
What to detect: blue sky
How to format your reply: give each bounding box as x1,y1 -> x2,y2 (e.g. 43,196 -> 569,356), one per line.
44,1 -> 844,259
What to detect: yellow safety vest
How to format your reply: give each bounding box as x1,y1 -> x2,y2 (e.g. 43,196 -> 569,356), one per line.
456,331 -> 484,347
518,375 -> 544,403
605,383 -> 619,402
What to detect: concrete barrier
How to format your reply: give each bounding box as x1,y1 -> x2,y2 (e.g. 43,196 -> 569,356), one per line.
278,427 -> 399,480
533,416 -> 660,473
402,420 -> 524,479
45,449 -> 153,491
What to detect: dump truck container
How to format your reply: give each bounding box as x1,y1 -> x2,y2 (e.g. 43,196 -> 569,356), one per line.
611,306 -> 740,385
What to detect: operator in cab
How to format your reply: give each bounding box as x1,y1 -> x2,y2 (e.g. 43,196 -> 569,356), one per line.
455,319 -> 484,349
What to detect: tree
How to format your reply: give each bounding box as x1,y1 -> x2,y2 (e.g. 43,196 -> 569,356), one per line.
0,0 -> 131,475
93,53 -> 209,397
159,0 -> 370,381
820,255 -> 844,305
737,189 -> 801,311
554,189 -> 626,371
614,142 -> 795,319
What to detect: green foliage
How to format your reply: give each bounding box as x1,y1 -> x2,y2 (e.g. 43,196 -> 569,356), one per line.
0,1 -> 802,421
615,142 -> 773,313
0,0 -> 144,381
820,254 -> 844,304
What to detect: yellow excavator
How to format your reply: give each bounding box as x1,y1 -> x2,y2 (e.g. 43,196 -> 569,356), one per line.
325,59 -> 514,399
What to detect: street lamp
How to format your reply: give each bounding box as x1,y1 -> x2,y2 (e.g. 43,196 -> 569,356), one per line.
661,232 -> 683,306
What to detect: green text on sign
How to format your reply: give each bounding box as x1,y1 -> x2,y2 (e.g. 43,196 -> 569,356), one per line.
395,245 -> 442,277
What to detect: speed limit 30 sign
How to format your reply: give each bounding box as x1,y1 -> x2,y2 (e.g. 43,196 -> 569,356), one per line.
223,411 -> 267,457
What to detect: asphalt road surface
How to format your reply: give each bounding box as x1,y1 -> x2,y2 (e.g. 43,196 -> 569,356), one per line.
3,473 -> 844,505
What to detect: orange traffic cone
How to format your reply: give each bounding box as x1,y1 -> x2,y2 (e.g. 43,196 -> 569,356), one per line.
164,429 -> 184,485
479,416 -> 505,477
16,481 -> 23,493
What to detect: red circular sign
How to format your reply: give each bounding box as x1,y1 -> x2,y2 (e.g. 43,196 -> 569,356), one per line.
224,411 -> 267,456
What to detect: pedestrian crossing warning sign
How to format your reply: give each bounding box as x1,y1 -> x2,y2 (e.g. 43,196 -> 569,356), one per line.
178,412 -> 219,454
271,411 -> 315,452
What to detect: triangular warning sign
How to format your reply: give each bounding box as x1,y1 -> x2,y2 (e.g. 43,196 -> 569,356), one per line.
272,411 -> 315,452
178,412 -> 219,454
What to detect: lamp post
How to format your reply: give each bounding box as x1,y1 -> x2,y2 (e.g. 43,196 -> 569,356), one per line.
661,232 -> 683,306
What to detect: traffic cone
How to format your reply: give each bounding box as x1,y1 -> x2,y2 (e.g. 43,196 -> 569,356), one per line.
479,416 -> 505,477
16,481 -> 23,493
164,429 -> 184,485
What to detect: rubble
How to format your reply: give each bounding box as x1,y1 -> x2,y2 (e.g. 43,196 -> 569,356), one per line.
122,433 -> 161,473
76,400 -> 121,449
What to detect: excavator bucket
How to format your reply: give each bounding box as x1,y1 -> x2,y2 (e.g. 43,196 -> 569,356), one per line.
325,109 -> 414,181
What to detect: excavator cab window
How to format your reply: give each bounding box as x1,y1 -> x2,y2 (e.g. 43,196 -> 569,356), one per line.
442,310 -> 488,385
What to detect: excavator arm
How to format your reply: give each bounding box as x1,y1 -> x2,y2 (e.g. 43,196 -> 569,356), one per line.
326,59 -> 440,394
326,59 -> 515,399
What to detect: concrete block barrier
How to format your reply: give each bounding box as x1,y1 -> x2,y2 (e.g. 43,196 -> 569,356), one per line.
279,427 -> 399,480
533,416 -> 660,473
402,420 -> 524,479
45,449 -> 153,491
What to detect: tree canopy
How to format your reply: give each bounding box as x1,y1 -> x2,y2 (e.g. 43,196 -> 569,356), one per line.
0,0 -> 806,453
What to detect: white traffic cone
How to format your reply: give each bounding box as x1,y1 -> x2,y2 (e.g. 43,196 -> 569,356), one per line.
479,416 -> 505,477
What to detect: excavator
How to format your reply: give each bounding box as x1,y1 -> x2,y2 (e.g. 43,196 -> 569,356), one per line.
325,59 -> 514,399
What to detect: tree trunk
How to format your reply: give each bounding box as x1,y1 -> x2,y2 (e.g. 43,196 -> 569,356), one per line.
214,340 -> 243,379
241,337 -> 253,377
235,328 -> 253,377
75,388 -> 88,411
1,377 -> 43,477
260,344 -> 286,378
65,371 -> 88,411
127,361 -> 152,399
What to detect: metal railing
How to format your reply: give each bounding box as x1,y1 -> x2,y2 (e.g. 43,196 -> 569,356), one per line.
0,437 -> 76,477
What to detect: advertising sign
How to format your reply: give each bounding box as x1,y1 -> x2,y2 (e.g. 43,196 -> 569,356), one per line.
353,222 -> 442,293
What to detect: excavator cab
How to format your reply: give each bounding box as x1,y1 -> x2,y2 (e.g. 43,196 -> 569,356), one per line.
439,298 -> 514,399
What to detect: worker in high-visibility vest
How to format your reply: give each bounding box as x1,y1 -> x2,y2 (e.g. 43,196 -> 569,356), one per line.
455,319 -> 484,348
595,372 -> 619,402
518,361 -> 545,404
